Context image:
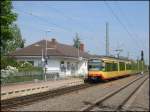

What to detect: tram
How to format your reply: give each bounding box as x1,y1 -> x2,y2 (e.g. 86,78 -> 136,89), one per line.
85,56 -> 145,82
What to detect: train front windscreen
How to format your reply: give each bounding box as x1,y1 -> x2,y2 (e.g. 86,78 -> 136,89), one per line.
88,59 -> 105,71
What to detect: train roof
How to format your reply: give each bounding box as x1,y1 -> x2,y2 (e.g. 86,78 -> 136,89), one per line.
90,55 -> 132,62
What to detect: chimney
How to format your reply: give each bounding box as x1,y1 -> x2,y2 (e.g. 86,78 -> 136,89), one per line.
51,38 -> 57,48
80,43 -> 84,52
52,38 -> 56,43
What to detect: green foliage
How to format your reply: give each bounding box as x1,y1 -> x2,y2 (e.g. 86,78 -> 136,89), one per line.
5,24 -> 25,54
73,33 -> 81,48
1,56 -> 43,72
1,0 -> 17,55
18,61 -> 43,72
1,56 -> 19,69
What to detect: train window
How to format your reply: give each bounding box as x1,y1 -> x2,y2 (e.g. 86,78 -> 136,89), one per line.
105,63 -> 112,71
119,62 -> 125,71
112,63 -> 118,71
126,64 -> 131,70
88,60 -> 104,71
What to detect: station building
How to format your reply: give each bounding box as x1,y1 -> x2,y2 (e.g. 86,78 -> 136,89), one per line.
9,38 -> 92,77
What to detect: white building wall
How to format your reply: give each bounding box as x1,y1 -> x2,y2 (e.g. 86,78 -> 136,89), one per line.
16,57 -> 88,77
46,59 -> 60,73
47,59 -> 60,68
77,60 -> 88,76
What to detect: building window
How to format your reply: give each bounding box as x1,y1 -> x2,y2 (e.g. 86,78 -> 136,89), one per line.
38,61 -> 43,67
67,62 -> 71,70
61,61 -> 64,64
60,61 -> 66,72
27,61 -> 34,66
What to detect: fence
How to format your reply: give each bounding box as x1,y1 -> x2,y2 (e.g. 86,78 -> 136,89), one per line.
1,71 -> 79,85
1,71 -> 44,85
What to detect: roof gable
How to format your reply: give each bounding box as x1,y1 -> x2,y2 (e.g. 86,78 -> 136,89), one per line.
9,39 -> 91,58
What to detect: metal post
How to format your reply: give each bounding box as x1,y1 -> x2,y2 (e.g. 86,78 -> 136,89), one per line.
44,31 -> 49,81
44,30 -> 51,81
44,39 -> 47,81
41,48 -> 45,80
106,22 -> 109,56
77,42 -> 80,76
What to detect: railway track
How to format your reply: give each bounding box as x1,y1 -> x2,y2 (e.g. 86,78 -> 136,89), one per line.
1,73 -> 143,111
80,74 -> 149,111
1,83 -> 96,110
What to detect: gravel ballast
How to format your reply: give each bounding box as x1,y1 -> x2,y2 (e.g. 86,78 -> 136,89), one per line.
11,74 -> 148,111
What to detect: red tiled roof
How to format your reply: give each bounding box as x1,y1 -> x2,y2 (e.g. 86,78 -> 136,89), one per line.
9,39 -> 91,59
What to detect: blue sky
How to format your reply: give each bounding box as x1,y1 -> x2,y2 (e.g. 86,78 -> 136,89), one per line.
12,1 -> 149,64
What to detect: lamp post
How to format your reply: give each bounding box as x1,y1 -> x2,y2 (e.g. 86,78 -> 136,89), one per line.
78,41 -> 82,76
44,30 -> 51,81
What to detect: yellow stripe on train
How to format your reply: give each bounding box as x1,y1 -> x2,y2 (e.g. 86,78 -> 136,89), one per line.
88,70 -> 135,80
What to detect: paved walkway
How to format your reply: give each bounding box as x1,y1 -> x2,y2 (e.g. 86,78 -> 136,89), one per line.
1,78 -> 84,100
1,78 -> 84,92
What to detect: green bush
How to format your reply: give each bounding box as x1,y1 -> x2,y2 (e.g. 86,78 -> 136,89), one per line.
1,56 -> 20,69
1,56 -> 43,72
18,61 -> 43,72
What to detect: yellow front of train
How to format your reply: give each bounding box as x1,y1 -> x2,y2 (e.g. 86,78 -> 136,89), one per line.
87,59 -> 106,81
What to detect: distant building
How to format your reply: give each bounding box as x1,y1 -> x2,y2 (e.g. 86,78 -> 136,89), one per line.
9,38 -> 92,77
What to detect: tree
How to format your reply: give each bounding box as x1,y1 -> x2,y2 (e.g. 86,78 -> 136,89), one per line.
1,0 -> 25,55
5,24 -> 25,54
1,0 -> 17,55
73,33 -> 81,49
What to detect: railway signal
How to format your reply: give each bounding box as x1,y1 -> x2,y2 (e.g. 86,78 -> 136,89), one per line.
140,50 -> 144,75
141,50 -> 144,61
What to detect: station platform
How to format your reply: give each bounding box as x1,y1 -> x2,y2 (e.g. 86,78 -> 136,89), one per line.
1,77 -> 84,100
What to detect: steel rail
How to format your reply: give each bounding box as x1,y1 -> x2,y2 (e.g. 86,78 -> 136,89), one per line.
1,73 -> 142,111
1,83 -> 98,110
117,76 -> 148,111
80,74 -> 148,111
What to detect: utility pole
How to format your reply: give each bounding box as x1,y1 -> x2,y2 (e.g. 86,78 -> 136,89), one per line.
106,22 -> 109,56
